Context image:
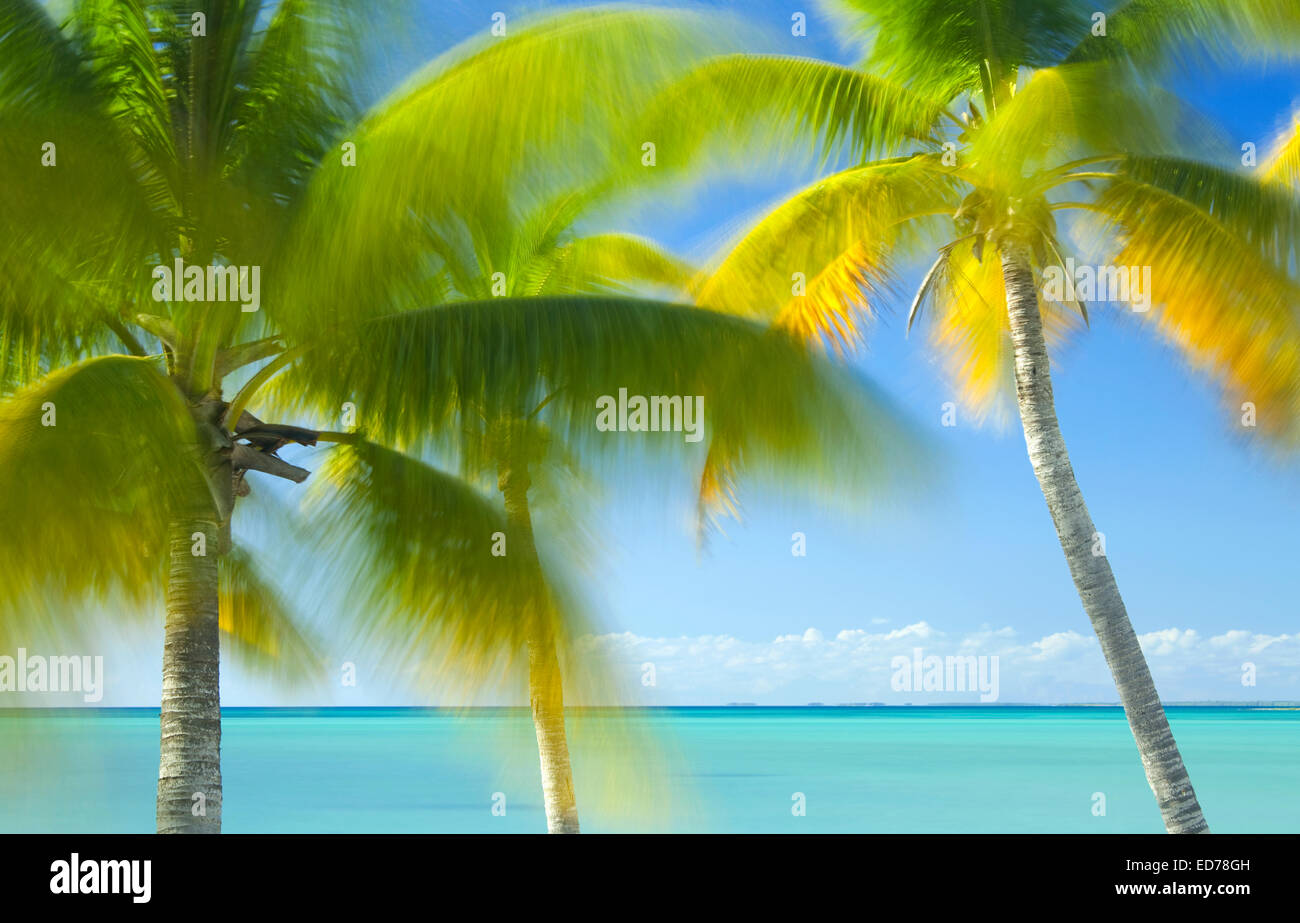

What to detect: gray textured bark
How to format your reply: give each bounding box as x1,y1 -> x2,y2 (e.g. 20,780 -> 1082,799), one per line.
500,467 -> 581,834
999,240 -> 1208,834
157,398 -> 231,833
156,517 -> 223,833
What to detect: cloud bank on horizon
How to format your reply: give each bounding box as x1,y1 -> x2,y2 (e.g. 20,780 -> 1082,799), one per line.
37,620 -> 1297,707
577,621 -> 1300,705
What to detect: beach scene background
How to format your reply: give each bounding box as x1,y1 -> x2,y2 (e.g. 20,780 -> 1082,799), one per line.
3,0 -> 1299,836
3,706 -> 1296,833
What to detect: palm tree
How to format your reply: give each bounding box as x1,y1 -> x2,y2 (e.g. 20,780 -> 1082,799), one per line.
645,0 -> 1300,833
1,0 -> 917,833
267,172 -> 918,831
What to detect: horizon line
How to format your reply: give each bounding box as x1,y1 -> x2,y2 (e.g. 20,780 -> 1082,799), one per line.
3,701 -> 1298,713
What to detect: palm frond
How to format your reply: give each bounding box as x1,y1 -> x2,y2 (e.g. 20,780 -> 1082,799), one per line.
0,356 -> 205,638
270,6 -> 723,336
914,235 -> 1081,423
968,64 -> 1215,182
301,440 -> 577,687
643,54 -> 945,174
696,156 -> 955,350
533,234 -> 694,297
1065,0 -> 1300,71
269,296 -> 925,511
69,0 -> 178,217
219,545 -> 325,686
1263,113 -> 1300,188
226,0 -> 363,222
824,0 -> 1091,104
1083,168 -> 1300,440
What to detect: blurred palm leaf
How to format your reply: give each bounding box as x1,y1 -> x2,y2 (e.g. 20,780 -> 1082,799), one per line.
1065,0 -> 1300,70
531,234 -> 694,297
694,156 -> 955,350
1263,114 -> 1300,188
219,545 -> 324,686
271,296 -> 921,508
1082,159 -> 1300,436
301,440 -> 579,687
826,0 -> 1090,103
642,53 -> 945,173
0,355 -> 203,638
965,64 -> 1216,178
270,6 -> 727,338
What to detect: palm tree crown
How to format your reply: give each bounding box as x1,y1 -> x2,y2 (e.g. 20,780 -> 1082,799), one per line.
644,0 -> 1300,832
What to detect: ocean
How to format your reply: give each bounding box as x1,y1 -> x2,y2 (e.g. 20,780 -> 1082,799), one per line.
1,706 -> 1295,833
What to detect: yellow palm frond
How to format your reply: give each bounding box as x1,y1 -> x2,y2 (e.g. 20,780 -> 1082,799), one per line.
1262,113 -> 1300,187
694,441 -> 742,545
968,64 -> 1208,185
534,234 -> 693,297
696,156 -> 954,351
912,237 -> 1082,423
219,547 -> 325,688
925,239 -> 1016,422
1086,171 -> 1300,440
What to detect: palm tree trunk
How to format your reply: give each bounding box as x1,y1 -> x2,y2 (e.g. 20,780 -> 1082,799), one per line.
999,240 -> 1208,834
156,517 -> 223,833
156,398 -> 230,834
500,466 -> 581,834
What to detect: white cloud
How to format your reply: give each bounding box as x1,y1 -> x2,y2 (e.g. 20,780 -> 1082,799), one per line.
60,620 -> 1300,707
582,624 -> 1300,705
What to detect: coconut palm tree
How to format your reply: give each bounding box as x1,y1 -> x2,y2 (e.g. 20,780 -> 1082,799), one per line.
1,0 -> 917,833
644,0 -> 1300,833
0,0 -> 701,833
265,167 -> 918,831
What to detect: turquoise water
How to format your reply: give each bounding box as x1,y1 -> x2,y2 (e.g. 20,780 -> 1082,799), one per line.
0,706 -> 1295,832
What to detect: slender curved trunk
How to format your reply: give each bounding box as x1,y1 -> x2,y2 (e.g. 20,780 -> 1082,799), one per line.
500,466 -> 581,834
156,517 -> 223,833
999,240 -> 1208,834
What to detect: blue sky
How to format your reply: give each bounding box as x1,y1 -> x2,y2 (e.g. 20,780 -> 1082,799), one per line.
50,1 -> 1300,707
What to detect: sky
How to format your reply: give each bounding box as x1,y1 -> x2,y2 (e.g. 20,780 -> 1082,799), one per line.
23,0 -> 1300,707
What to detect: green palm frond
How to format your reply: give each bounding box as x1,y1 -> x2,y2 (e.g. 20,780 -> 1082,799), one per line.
270,6 -> 724,336
0,0 -> 93,111
302,440 -> 578,686
823,0 -> 1092,105
967,64 -> 1214,181
1065,0 -> 1300,71
374,4 -> 722,188
1,82 -> 160,328
0,250 -> 127,392
225,0 -> 363,241
642,54 -> 946,174
432,180 -> 694,300
170,0 -> 263,170
270,296 -> 925,511
0,355 -> 205,637
69,0 -> 178,217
